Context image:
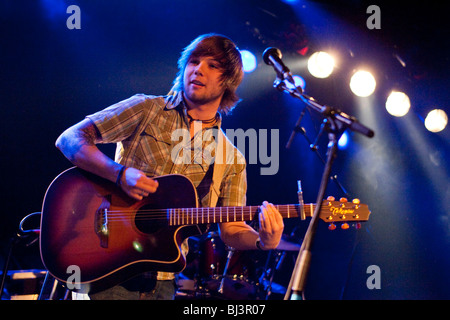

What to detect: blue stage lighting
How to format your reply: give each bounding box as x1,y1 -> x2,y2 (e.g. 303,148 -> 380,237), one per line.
40,0 -> 68,20
240,50 -> 257,73
293,75 -> 306,91
338,131 -> 349,149
285,75 -> 306,92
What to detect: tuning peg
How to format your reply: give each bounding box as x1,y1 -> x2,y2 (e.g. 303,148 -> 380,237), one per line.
328,223 -> 337,231
354,223 -> 361,230
341,223 -> 350,230
352,198 -> 361,209
326,196 -> 335,201
339,197 -> 348,203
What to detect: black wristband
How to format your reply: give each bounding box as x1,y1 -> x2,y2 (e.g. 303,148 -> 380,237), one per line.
115,165 -> 126,186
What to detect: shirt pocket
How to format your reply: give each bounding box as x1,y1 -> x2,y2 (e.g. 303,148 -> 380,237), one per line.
134,124 -> 174,175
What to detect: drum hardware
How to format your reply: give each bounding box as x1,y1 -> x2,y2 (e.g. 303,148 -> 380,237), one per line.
218,247 -> 235,294
176,231 -> 298,300
260,250 -> 287,300
195,232 -> 258,299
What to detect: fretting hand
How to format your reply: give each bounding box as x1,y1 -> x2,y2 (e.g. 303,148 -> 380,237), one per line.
258,201 -> 284,250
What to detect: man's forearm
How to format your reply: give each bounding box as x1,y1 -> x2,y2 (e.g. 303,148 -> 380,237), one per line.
55,118 -> 122,183
218,222 -> 260,250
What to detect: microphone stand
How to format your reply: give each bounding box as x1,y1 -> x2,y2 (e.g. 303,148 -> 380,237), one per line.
285,129 -> 339,300
269,78 -> 374,300
286,107 -> 350,198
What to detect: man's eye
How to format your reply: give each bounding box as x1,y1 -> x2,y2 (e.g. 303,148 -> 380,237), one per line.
210,62 -> 224,70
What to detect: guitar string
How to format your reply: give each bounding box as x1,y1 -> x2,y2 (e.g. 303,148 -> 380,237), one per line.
94,200 -> 351,217
92,203 -> 364,223
93,204 -> 309,222
64,207 -> 364,232
103,203 -> 304,214
104,205 -> 302,216
71,207 -> 307,229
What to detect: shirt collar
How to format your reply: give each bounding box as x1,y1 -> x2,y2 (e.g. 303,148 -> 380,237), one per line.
164,91 -> 184,109
165,91 -> 223,129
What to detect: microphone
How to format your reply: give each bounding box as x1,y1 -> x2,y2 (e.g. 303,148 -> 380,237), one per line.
263,47 -> 295,85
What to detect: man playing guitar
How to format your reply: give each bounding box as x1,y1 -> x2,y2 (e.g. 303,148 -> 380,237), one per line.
54,33 -> 284,299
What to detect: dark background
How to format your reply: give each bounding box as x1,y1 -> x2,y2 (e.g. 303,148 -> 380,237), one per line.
1,0 -> 449,299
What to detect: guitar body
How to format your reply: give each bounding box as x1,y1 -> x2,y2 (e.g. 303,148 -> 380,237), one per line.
40,167 -> 202,293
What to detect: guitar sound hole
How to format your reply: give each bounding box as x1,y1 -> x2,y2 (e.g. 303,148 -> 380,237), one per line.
134,205 -> 168,235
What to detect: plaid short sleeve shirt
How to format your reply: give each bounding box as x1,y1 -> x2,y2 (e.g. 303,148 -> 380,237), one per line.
86,92 -> 247,208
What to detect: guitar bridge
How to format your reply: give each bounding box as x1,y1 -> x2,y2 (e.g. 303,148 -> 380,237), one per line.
95,195 -> 111,248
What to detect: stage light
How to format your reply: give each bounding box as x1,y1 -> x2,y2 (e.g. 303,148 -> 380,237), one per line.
285,75 -> 306,92
424,109 -> 448,133
307,51 -> 335,78
338,131 -> 349,149
240,50 -> 257,73
386,91 -> 410,117
293,75 -> 306,91
349,70 -> 376,97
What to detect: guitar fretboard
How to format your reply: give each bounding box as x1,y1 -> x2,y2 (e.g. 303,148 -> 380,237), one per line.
167,204 -> 314,226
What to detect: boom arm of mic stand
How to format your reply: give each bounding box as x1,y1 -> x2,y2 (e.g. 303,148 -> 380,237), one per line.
273,79 -> 375,138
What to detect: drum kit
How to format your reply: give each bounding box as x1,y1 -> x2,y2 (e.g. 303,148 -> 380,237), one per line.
175,231 -> 300,300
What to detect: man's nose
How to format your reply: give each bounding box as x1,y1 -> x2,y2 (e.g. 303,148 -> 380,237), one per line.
194,61 -> 206,75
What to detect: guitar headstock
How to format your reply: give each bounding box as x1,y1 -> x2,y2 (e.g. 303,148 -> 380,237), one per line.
319,196 -> 371,230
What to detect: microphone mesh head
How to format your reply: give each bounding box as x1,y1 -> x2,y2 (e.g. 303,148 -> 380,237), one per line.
262,47 -> 282,65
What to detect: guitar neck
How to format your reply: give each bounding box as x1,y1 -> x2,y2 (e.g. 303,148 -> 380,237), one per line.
168,204 -> 311,226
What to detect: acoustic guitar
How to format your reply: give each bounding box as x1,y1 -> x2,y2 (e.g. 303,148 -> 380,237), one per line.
40,167 -> 370,293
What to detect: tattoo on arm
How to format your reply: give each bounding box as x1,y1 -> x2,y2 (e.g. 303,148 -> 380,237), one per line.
78,124 -> 98,146
57,120 -> 101,162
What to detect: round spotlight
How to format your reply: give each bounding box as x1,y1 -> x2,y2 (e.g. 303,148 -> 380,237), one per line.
349,70 -> 376,97
424,109 -> 448,133
307,51 -> 335,78
338,131 -> 349,149
285,75 -> 306,92
240,50 -> 257,73
386,91 -> 410,117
